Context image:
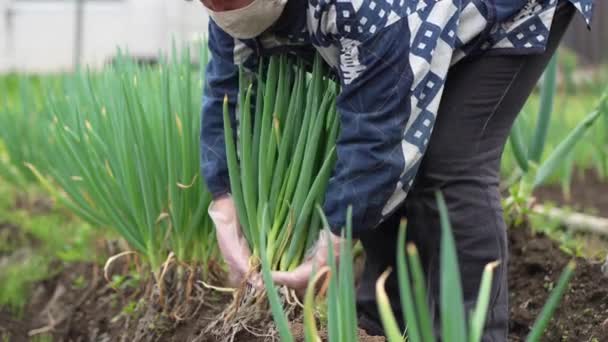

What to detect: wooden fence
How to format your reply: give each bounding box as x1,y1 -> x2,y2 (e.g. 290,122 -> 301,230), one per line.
562,1 -> 607,66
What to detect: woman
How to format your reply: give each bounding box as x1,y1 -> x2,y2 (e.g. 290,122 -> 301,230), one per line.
199,0 -> 594,339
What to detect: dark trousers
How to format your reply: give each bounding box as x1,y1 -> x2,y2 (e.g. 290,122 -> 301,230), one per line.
357,3 -> 575,341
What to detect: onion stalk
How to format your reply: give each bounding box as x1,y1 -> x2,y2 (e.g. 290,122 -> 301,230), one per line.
223,55 -> 338,271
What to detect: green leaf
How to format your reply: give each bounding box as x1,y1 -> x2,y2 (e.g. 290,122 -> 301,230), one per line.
469,261 -> 499,342
376,269 -> 405,342
530,55 -> 558,162
436,191 -> 467,341
303,265 -> 323,342
259,205 -> 294,342
526,261 -> 576,342
509,114 -> 530,172
407,244 -> 436,342
396,221 -> 421,342
534,108 -> 602,187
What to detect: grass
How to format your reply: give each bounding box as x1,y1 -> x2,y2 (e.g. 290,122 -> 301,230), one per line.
1,333 -> 52,342
0,179 -> 99,315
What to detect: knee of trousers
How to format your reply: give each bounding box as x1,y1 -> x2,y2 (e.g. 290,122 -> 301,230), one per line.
406,176 -> 509,288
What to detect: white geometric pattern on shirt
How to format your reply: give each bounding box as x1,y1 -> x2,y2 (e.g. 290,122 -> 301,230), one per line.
329,0 -> 408,85
382,0 -> 464,217
339,38 -> 366,85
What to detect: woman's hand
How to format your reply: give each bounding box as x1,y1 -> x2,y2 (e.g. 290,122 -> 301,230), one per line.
271,230 -> 350,295
208,195 -> 254,287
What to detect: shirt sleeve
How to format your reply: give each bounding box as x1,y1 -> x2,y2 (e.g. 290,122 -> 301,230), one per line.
323,17 -> 429,238
200,20 -> 240,198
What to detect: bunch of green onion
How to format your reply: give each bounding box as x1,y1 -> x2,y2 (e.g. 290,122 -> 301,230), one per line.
260,208 -> 357,342
29,47 -> 216,280
223,55 -> 339,271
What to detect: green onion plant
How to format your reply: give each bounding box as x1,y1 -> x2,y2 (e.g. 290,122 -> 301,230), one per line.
376,192 -> 576,342
223,55 -> 339,272
29,46 -> 216,280
260,206 -> 358,342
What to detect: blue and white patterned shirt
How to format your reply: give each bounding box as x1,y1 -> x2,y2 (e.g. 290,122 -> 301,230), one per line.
201,0 -> 594,236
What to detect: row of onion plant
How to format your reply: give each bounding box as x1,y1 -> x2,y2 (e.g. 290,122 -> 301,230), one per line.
503,56 -> 607,222
25,47 -> 217,295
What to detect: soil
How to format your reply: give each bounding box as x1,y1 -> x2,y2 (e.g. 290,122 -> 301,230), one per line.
2,220 -> 608,341
535,169 -> 608,218
0,262 -> 116,342
0,260 -> 384,342
508,227 -> 608,341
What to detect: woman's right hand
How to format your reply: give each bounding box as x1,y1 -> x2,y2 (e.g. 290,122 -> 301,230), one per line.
208,195 -> 254,287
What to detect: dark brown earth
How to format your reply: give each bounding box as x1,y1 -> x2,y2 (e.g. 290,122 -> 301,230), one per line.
508,227 -> 608,341
535,169 -> 608,217
0,259 -> 384,342
0,261 -> 122,342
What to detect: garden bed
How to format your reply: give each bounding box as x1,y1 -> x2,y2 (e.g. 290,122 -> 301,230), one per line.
508,227 -> 608,341
1,223 -> 606,341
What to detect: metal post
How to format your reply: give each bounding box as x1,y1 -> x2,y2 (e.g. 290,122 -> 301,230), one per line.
74,0 -> 84,69
2,0 -> 15,72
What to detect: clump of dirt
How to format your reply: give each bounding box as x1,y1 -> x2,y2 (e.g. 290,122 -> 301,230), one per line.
535,169 -> 608,217
291,322 -> 386,342
508,227 -> 608,341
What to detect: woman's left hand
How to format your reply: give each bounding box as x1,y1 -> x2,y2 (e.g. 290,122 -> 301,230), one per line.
271,230 -> 350,294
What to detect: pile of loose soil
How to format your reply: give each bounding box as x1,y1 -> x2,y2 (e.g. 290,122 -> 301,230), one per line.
508,227 -> 608,341
535,169 -> 608,217
0,261 -> 384,342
